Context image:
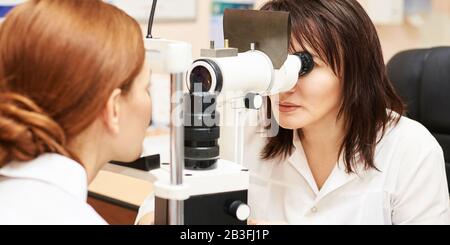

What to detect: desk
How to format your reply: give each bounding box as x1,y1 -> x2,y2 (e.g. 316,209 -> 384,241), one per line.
89,170 -> 153,208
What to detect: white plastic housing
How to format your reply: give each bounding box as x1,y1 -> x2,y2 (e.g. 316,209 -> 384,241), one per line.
145,38 -> 192,74
270,55 -> 303,94
187,50 -> 302,95
104,159 -> 249,199
151,159 -> 249,197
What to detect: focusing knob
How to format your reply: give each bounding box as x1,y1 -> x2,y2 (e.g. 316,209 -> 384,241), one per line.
295,51 -> 315,76
244,93 -> 263,110
228,201 -> 251,221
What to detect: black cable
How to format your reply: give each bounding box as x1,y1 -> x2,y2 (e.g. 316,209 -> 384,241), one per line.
146,0 -> 158,38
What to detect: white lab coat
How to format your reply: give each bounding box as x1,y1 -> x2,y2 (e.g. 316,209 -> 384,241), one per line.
244,115 -> 450,224
136,114 -> 450,225
0,153 -> 107,225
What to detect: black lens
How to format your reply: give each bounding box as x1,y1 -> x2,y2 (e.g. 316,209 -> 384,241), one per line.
190,66 -> 212,92
183,93 -> 220,170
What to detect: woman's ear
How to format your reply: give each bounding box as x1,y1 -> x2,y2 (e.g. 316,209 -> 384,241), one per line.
102,88 -> 122,135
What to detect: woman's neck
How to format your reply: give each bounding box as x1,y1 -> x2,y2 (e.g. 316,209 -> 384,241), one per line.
300,112 -> 346,153
76,146 -> 107,184
68,125 -> 109,184
299,110 -> 346,189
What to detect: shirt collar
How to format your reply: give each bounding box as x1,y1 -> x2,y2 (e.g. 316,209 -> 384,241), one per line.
0,153 -> 88,201
288,130 -> 362,199
289,130 -> 321,194
287,112 -> 399,199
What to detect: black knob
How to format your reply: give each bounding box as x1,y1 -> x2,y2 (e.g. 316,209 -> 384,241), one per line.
228,201 -> 251,221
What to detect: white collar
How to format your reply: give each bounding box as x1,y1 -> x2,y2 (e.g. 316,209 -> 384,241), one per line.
288,130 -> 362,200
283,112 -> 400,199
0,153 -> 88,201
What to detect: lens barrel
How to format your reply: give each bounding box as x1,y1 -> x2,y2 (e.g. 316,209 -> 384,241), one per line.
184,92 -> 220,170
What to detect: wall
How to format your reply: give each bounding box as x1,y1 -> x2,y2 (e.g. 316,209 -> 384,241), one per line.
148,0 -> 450,61
377,0 -> 450,60
142,0 -> 211,58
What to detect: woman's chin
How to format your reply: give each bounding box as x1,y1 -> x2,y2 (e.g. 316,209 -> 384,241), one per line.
275,112 -> 310,130
277,118 -> 307,130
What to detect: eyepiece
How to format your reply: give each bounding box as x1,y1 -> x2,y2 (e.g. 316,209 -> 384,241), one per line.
295,51 -> 315,76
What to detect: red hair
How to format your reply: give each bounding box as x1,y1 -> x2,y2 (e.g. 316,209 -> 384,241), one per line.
0,0 -> 145,166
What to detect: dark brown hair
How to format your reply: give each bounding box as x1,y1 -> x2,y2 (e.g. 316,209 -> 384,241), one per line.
0,0 -> 145,166
260,0 -> 404,173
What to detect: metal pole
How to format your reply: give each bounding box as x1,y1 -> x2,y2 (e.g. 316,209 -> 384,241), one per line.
234,108 -> 245,165
169,73 -> 184,225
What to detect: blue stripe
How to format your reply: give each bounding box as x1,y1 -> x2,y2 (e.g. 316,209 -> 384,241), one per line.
0,6 -> 15,17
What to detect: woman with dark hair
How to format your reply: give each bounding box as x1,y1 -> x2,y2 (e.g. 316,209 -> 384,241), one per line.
243,0 -> 449,224
0,0 -> 151,224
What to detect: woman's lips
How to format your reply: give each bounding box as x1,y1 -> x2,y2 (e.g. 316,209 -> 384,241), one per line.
277,102 -> 302,113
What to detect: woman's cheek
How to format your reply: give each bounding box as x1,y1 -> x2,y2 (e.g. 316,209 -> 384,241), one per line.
299,73 -> 341,116
146,93 -> 152,126
140,91 -> 152,128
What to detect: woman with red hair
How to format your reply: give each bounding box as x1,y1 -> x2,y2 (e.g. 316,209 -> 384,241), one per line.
0,0 -> 152,224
